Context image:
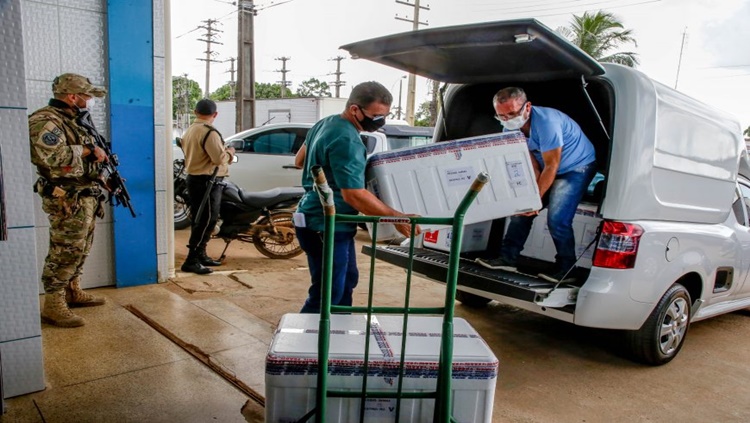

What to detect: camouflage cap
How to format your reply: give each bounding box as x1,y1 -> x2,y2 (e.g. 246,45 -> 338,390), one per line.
52,73 -> 107,97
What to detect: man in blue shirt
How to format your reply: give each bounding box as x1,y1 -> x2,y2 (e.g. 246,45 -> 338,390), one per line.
477,87 -> 596,282
295,81 -> 417,313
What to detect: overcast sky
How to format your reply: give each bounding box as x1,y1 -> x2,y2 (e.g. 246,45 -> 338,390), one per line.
171,0 -> 750,129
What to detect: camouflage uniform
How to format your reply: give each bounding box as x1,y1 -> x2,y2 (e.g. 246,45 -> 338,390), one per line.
29,74 -> 107,320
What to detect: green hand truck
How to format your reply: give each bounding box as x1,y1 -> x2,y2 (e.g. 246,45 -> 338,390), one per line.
301,165 -> 490,423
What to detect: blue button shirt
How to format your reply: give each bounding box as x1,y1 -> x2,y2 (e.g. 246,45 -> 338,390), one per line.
518,106 -> 596,174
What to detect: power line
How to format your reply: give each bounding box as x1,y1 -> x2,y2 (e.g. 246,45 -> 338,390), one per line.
475,0 -> 608,13
476,0 -> 659,15
490,0 -> 661,18
707,72 -> 750,79
698,64 -> 750,69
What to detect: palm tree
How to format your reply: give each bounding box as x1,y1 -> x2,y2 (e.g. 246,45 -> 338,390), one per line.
744,126 -> 750,138
558,10 -> 639,67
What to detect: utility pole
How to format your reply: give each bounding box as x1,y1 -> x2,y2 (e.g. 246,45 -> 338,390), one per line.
180,73 -> 190,133
237,1 -> 256,132
395,0 -> 429,125
196,19 -> 223,98
275,56 -> 291,98
328,56 -> 346,98
674,27 -> 688,90
225,57 -> 236,99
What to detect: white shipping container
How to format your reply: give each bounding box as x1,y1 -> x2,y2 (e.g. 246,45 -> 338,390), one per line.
423,220 -> 494,253
518,202 -> 602,268
365,132 -> 541,240
266,313 -> 498,423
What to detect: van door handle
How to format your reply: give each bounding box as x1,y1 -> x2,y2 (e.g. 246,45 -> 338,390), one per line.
282,165 -> 299,169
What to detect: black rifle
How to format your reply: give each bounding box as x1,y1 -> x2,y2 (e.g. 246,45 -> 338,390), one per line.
76,110 -> 136,217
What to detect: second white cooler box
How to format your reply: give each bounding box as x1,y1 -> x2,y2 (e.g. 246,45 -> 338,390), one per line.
265,313 -> 499,423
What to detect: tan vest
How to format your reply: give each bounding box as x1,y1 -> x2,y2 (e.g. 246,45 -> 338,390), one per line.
181,119 -> 232,177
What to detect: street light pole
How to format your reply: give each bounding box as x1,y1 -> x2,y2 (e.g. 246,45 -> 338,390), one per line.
397,77 -> 404,120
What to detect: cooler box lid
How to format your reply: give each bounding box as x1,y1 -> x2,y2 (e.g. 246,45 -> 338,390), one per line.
267,313 -> 498,379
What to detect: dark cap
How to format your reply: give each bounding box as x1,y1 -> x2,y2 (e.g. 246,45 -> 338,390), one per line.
194,99 -> 217,115
52,73 -> 107,97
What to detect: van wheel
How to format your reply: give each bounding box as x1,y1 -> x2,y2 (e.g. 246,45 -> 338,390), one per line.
456,291 -> 492,308
625,284 -> 691,366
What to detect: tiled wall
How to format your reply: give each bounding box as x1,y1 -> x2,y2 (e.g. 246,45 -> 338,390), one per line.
1,0 -> 168,399
0,0 -> 45,399
23,0 -> 114,290
154,0 -> 169,281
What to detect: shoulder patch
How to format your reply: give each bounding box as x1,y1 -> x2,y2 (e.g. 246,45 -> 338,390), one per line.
42,132 -> 60,146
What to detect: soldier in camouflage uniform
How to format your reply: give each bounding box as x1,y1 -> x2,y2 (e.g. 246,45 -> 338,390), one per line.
29,73 -> 109,328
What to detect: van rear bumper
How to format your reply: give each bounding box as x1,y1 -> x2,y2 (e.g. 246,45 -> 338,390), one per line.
575,270 -> 654,330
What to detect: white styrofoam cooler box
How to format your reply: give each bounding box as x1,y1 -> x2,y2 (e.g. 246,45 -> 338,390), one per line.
365,131 -> 541,241
266,313 -> 498,423
518,202 -> 602,268
423,220 -> 493,253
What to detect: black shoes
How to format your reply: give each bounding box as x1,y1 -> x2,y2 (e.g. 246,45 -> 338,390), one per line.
198,255 -> 222,267
181,260 -> 213,275
196,248 -> 222,266
475,257 -> 518,272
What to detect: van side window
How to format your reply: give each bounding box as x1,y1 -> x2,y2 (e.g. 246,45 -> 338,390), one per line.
732,183 -> 750,226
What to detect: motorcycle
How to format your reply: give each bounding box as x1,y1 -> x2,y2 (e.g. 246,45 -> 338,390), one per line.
172,158 -> 305,260
173,159 -> 191,230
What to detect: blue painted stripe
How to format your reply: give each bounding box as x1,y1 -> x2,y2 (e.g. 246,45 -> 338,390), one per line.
107,0 -> 157,287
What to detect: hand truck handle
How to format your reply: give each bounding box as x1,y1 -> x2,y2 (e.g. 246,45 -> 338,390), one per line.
311,165 -> 336,216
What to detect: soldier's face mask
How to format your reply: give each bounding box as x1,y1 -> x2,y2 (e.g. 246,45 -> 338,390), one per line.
76,94 -> 95,110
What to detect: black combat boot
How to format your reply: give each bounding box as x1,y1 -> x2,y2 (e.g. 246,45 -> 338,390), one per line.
181,248 -> 213,275
196,247 -> 222,267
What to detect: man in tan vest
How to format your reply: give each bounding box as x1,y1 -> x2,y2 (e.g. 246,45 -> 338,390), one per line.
180,99 -> 235,274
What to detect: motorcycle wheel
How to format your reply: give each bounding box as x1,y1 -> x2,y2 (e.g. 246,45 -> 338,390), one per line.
174,194 -> 191,230
253,211 -> 303,259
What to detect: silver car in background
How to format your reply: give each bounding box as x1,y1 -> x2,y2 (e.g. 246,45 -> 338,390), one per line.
224,122 -> 434,192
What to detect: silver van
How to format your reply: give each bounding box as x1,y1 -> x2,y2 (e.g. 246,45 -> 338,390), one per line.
343,19 -> 750,365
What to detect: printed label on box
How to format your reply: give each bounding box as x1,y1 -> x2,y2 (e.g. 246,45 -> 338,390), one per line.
365,398 -> 397,417
444,166 -> 475,187
506,160 -> 528,187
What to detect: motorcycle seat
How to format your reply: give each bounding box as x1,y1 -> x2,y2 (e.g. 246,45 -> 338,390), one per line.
238,186 -> 305,209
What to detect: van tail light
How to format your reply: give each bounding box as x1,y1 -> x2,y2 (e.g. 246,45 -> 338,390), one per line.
592,221 -> 644,269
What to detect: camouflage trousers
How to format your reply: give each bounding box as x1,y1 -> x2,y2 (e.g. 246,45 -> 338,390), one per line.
41,195 -> 99,293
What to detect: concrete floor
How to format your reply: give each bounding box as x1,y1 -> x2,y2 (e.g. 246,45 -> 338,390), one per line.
0,276 -> 269,423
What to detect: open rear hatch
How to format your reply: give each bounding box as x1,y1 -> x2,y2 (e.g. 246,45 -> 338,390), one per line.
345,19 -> 604,310
340,18 -> 604,84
